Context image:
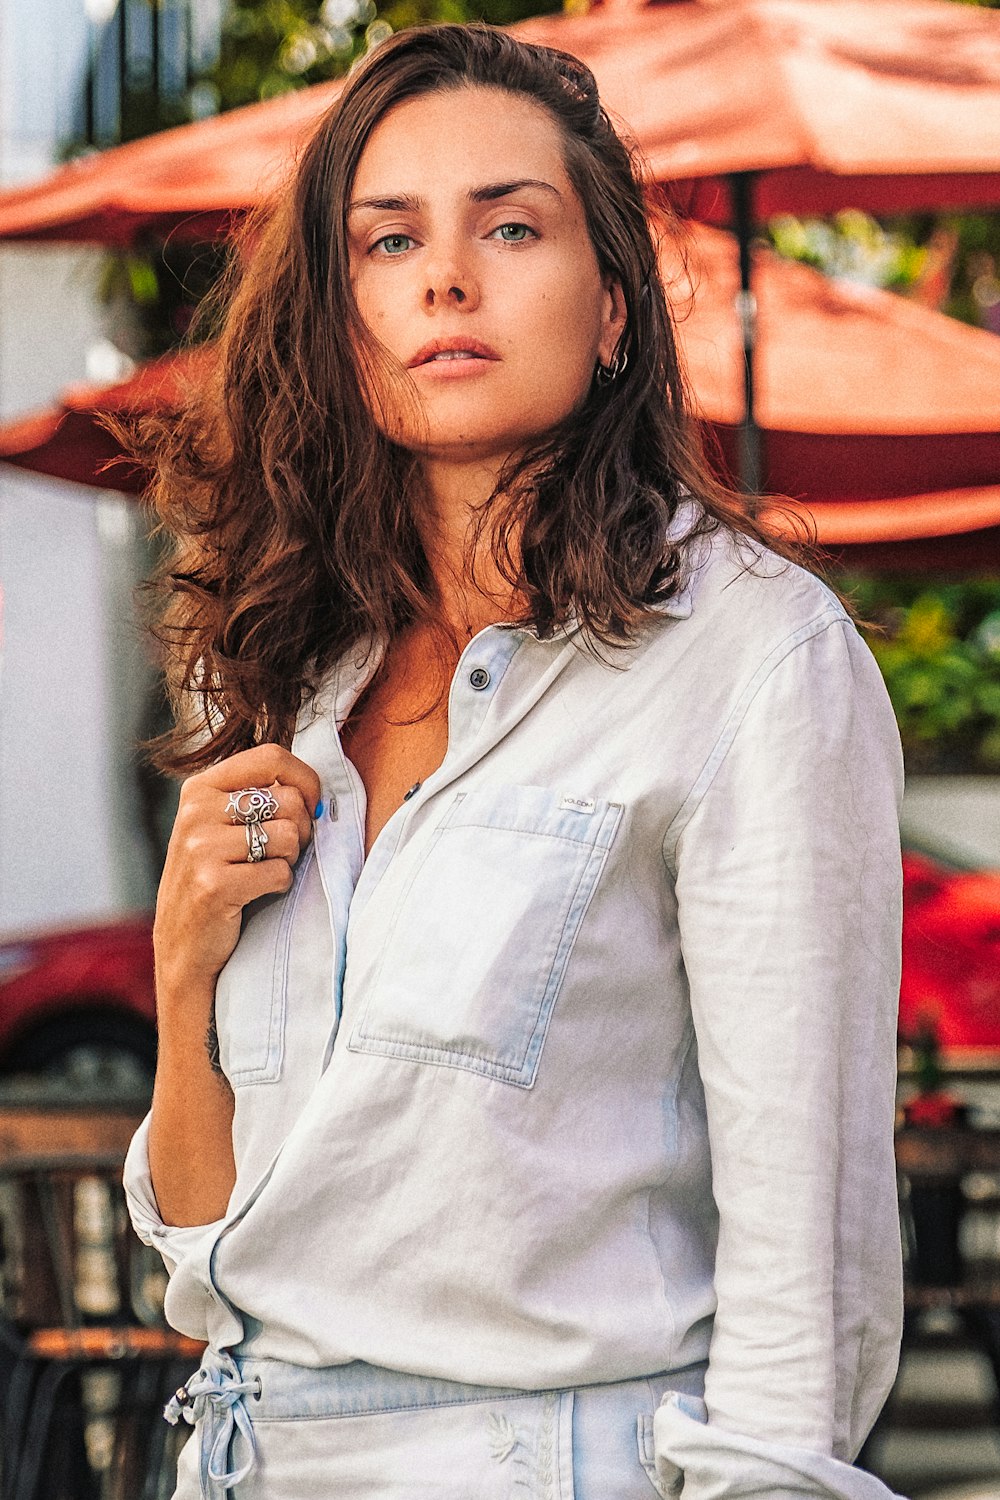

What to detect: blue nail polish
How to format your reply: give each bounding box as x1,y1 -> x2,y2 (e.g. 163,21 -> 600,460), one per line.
314,800 -> 325,819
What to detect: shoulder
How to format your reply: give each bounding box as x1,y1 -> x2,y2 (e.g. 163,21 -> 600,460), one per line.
614,515 -> 900,774
684,519 -> 847,645
626,513 -> 854,690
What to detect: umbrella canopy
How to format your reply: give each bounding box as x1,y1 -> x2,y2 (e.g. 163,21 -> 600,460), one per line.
4,224 -> 999,568
0,350 -> 207,492
520,0 -> 1000,221
0,0 -> 998,246
678,225 -> 1000,502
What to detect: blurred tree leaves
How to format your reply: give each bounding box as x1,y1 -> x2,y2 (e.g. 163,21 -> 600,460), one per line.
765,210 -> 1000,334
843,578 -> 1000,771
203,0 -> 559,114
97,239 -> 230,360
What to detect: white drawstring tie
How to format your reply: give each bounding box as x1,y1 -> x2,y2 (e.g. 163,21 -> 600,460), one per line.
164,1348 -> 260,1497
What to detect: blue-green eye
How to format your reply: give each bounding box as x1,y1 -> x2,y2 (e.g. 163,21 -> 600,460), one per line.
373,234 -> 412,256
492,223 -> 533,243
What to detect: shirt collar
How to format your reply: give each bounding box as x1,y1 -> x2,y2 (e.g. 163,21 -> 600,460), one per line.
297,498 -> 708,732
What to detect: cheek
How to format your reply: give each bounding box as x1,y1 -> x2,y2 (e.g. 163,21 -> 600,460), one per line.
352,279 -> 389,339
532,282 -> 605,390
350,264 -> 405,343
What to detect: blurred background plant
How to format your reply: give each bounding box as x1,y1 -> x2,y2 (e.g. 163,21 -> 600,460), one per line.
96,238 -> 229,361
207,0 -> 558,114
841,577 -> 1000,772
765,210 -> 1000,333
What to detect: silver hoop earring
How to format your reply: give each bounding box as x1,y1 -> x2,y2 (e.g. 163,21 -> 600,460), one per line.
596,348 -> 628,385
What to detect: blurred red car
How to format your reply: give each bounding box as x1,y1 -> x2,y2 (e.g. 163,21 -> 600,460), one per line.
0,916 -> 155,1094
1,845 -> 997,1095
901,849 -> 1000,1053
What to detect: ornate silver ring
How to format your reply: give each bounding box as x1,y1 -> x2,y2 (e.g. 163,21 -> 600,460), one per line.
227,787 -> 279,826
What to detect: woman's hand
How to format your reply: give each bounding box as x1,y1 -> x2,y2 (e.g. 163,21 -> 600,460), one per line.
154,745 -> 322,1000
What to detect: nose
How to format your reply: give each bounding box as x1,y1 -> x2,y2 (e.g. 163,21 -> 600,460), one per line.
427,283 -> 466,307
424,242 -> 479,312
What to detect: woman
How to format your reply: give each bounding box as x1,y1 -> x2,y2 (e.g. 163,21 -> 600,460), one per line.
124,23 -> 906,1500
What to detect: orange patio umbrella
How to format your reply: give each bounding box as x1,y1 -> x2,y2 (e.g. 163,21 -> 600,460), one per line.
5,224 -> 999,568
1,0 -> 998,242
678,225 -> 1000,504
1,0 -> 998,494
0,349 -> 205,494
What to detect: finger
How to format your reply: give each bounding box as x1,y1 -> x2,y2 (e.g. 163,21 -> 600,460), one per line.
219,820 -> 303,866
226,860 -> 295,906
196,746 -> 322,816
217,784 -> 312,845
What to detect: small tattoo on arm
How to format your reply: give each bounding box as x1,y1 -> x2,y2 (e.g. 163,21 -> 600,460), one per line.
206,1012 -> 223,1076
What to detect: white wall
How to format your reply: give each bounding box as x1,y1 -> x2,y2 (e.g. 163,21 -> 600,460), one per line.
0,0 -> 89,186
0,0 -> 157,936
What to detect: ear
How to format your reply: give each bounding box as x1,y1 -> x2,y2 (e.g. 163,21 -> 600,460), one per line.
597,276 -> 628,367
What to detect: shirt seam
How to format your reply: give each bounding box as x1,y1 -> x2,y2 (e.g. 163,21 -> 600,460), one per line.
646,1020 -> 695,1358
660,607 -> 850,877
249,1391 -> 534,1422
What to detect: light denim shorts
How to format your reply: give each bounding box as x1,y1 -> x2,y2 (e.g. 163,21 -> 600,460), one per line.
169,1349 -> 707,1500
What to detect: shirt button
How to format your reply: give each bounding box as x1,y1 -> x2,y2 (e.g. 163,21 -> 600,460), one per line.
469,667 -> 491,691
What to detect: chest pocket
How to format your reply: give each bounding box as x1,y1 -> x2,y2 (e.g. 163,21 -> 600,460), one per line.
347,784 -> 623,1087
215,843 -> 316,1086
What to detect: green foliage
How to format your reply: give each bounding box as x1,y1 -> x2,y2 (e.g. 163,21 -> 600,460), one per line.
96,240 -> 229,361
765,209 -> 1000,332
926,212 -> 1000,329
840,576 -> 1000,772
767,210 -> 927,292
204,0 -> 559,113
909,1018 -> 945,1094
202,0 -> 378,112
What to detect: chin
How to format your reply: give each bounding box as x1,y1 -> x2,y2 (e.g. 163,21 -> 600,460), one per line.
415,410 -> 573,458
411,430 -> 548,465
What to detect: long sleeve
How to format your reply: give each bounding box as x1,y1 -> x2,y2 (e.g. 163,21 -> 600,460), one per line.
123,1112 -> 225,1283
656,610 -> 906,1499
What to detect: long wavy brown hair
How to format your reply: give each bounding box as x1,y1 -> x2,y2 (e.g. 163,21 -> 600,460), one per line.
123,22 -> 811,776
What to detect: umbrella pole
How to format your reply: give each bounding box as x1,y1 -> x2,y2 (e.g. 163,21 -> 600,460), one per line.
729,172 -> 762,497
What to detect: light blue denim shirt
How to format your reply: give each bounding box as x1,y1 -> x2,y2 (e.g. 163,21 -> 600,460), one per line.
125,511 -> 905,1500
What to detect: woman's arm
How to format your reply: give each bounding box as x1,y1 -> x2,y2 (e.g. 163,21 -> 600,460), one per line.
657,610 -> 905,1499
144,744 -> 321,1228
147,977 -> 238,1228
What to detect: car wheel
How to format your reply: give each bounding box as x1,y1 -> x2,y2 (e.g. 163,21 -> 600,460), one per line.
3,1012 -> 156,1100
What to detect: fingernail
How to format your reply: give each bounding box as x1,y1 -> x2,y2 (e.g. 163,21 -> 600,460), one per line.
314,800 -> 324,819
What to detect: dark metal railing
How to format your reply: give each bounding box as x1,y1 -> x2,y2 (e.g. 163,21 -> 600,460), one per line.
82,0 -> 216,149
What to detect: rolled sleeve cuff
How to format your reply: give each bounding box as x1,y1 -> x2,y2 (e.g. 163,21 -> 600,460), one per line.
653,1395 -> 905,1500
123,1113 -> 225,1278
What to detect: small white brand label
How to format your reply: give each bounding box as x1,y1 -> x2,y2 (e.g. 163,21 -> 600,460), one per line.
559,794 -> 596,815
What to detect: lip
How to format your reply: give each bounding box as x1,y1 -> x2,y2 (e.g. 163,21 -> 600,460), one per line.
407,336 -> 501,368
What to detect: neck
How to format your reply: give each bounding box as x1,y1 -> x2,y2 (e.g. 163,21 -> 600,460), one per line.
413,454 -> 525,639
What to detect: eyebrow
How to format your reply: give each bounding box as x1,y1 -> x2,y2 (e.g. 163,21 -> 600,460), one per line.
348,179 -> 563,214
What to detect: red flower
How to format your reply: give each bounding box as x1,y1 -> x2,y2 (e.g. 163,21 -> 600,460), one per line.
904,1091 -> 962,1128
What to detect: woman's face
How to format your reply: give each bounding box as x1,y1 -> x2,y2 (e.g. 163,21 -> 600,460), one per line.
347,84 -> 626,467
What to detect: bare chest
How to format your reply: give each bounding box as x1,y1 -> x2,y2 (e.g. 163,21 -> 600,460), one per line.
339,644 -> 455,857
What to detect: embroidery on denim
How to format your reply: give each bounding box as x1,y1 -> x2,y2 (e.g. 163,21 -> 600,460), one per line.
532,1392 -> 557,1499
487,1411 -> 518,1462
487,1394 -> 560,1499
